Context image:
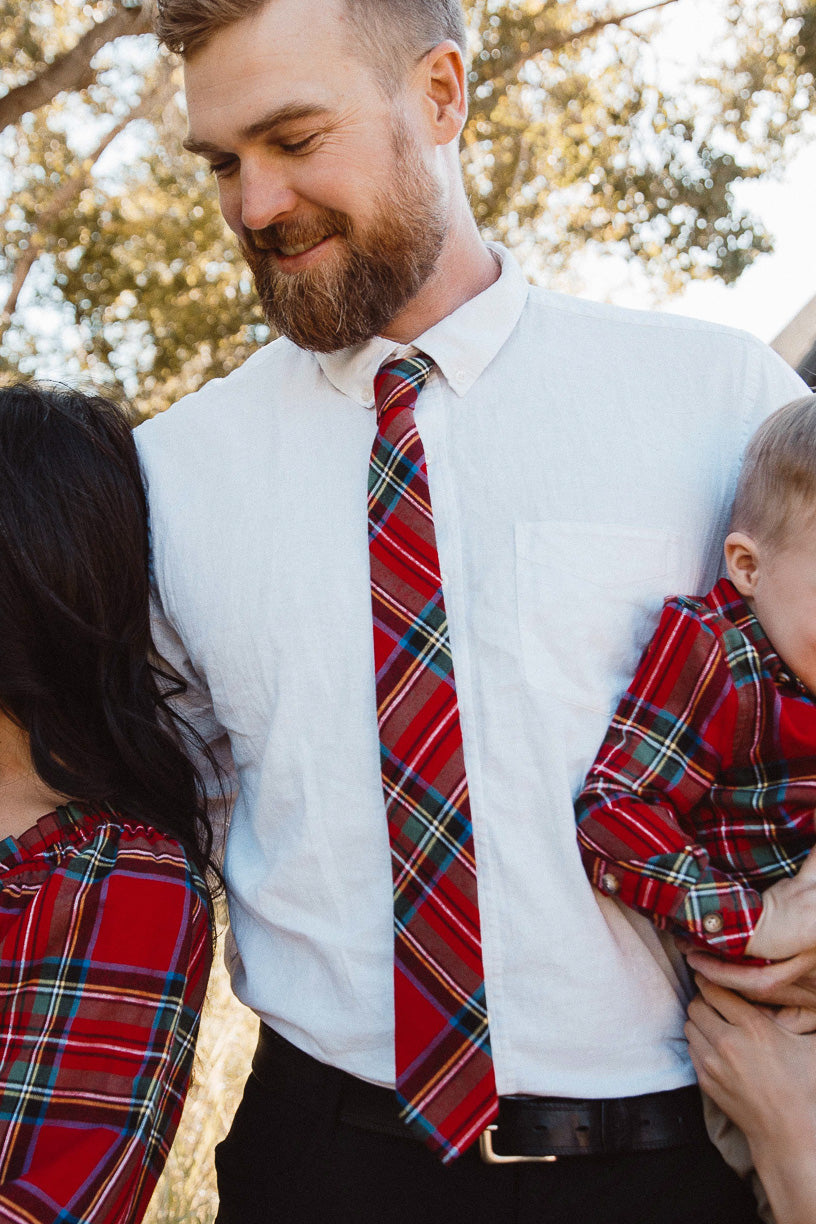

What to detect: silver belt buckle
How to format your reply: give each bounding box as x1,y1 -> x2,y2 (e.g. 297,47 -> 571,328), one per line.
478,1124 -> 558,1165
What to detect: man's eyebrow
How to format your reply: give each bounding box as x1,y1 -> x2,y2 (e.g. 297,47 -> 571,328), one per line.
183,103 -> 332,155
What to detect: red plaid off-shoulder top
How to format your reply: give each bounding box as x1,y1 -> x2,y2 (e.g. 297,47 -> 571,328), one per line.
0,802 -> 211,1222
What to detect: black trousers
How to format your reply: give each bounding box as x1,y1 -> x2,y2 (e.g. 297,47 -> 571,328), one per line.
214,1066 -> 763,1224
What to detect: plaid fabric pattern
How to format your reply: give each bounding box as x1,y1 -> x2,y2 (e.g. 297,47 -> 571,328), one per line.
576,578 -> 816,958
0,802 -> 211,1222
368,355 -> 497,1163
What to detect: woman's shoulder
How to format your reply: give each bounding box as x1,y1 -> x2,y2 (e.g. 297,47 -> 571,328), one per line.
1,801 -> 210,918
0,802 -> 212,991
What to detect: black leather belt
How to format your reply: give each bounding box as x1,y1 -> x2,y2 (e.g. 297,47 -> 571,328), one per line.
252,1023 -> 706,1162
480,1087 -> 706,1163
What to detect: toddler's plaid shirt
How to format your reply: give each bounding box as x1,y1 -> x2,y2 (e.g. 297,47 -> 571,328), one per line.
575,578 -> 816,958
0,802 -> 211,1221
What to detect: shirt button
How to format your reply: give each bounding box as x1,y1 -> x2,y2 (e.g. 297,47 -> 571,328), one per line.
455,370 -> 467,384
440,571 -> 449,586
601,873 -> 620,895
702,912 -> 724,934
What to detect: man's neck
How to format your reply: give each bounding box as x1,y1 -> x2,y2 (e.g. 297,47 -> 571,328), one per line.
380,214 -> 500,345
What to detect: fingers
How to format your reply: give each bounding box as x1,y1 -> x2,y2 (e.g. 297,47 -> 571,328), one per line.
685,946 -> 816,1007
684,949 -> 776,994
687,986 -> 730,1040
684,997 -> 744,1112
684,1012 -> 717,1095
686,981 -> 816,1153
689,980 -> 816,1038
693,974 -> 765,1026
685,985 -> 779,1121
772,1006 -> 816,1035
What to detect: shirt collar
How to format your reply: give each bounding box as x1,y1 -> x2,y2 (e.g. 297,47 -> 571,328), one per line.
710,577 -> 810,695
313,242 -> 529,408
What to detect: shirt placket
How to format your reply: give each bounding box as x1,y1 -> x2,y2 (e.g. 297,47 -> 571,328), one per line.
413,375 -> 508,1094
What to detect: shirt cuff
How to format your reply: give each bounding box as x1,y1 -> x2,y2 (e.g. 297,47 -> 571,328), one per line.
593,851 -> 763,959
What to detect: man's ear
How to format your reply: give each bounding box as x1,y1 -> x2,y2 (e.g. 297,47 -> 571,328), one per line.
419,40 -> 467,145
724,531 -> 761,598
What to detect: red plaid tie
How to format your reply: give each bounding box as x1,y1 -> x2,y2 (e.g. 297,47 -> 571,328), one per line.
368,353 -> 498,1163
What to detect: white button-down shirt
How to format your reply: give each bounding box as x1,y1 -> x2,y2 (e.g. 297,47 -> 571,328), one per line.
136,246 -> 806,1097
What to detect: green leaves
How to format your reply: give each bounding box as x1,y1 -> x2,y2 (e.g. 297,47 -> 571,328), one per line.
0,0 -> 813,412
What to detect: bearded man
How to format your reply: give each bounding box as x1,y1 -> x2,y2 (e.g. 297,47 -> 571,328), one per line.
137,1 -> 807,1221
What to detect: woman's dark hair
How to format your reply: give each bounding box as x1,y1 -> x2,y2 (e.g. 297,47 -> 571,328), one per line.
0,381 -> 219,899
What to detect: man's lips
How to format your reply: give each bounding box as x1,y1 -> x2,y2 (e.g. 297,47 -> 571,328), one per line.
250,231 -> 336,256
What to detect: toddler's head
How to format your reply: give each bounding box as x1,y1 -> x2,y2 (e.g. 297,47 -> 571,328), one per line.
726,392 -> 816,692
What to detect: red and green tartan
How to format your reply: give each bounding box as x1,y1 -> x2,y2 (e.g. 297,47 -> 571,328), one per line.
0,802 -> 211,1221
368,354 -> 498,1163
576,578 -> 816,957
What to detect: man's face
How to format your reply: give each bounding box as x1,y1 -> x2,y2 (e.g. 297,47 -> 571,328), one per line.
183,0 -> 447,350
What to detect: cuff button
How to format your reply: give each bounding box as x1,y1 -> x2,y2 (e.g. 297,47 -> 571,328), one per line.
702,912 -> 724,934
601,873 -> 620,895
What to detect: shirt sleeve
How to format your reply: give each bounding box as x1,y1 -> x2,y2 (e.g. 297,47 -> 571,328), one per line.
744,337 -> 811,438
150,587 -> 236,860
0,824 -> 212,1223
574,599 -> 762,957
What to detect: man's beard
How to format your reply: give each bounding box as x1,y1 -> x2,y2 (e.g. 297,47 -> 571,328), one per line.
239,125 -> 447,352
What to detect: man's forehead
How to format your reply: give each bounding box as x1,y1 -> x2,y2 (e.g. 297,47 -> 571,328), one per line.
183,0 -> 353,83
182,0 -> 361,133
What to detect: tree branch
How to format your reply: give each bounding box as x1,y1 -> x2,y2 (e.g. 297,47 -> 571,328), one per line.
0,63 -> 174,338
0,3 -> 155,134
500,0 -> 680,81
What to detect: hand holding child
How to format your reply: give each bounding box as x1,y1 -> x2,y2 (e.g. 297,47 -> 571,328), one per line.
687,976 -> 816,1224
686,941 -> 816,1012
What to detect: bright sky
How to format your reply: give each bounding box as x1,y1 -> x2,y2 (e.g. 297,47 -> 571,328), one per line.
589,141 -> 816,346
662,144 -> 816,344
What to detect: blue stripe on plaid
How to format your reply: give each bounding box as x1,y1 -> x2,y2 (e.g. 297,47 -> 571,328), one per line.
384,778 -> 475,912
372,597 -> 453,687
368,439 -> 428,513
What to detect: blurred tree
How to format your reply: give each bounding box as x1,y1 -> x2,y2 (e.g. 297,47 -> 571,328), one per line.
0,0 -> 814,414
708,0 -> 816,161
0,2 -> 152,132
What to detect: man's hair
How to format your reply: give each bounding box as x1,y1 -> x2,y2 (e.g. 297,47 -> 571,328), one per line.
155,0 -> 467,87
730,393 -> 816,548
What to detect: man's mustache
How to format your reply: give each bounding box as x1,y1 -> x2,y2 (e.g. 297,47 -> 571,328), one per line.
244,212 -> 351,254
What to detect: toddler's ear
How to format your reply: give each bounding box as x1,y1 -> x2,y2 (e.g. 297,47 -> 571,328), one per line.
724,531 -> 760,597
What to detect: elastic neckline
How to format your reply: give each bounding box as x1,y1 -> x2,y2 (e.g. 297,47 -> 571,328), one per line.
0,801 -> 107,872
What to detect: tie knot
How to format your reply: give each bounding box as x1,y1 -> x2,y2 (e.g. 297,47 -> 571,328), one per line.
373,354 -> 434,424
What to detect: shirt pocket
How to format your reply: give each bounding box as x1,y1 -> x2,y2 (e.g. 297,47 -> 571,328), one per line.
515,521 -> 681,714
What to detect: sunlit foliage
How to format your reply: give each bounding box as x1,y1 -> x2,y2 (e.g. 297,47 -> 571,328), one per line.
1,0 -> 813,413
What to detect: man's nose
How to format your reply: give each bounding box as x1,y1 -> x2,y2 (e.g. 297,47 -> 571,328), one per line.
239,161 -> 298,233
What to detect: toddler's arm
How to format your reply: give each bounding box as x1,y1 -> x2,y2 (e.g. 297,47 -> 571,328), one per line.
576,597 -> 764,958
